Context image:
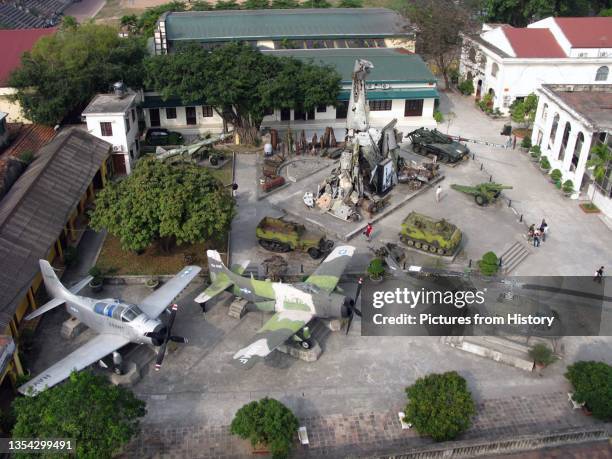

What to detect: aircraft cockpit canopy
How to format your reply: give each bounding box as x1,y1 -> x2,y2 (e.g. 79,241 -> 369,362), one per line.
94,301 -> 143,322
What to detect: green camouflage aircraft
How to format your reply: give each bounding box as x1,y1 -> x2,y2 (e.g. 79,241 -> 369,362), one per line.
195,246 -> 361,368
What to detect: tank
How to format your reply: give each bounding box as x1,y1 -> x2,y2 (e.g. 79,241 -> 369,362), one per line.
399,212 -> 462,256
256,217 -> 334,259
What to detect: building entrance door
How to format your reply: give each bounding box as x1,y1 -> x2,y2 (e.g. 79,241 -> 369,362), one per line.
186,106 -> 197,125
150,109 -> 160,127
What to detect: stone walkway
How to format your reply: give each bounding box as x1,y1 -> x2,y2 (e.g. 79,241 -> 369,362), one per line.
121,391 -> 606,458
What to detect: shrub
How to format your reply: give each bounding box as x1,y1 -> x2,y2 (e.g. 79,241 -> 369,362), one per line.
520,136 -> 531,149
478,251 -> 499,276
540,156 -> 550,170
230,398 -> 298,458
88,266 -> 103,283
562,180 -> 574,194
565,361 -> 612,420
529,145 -> 541,154
19,150 -> 35,165
367,258 -> 385,279
458,79 -> 474,95
550,169 -> 562,182
404,371 -> 475,441
433,110 -> 444,123
529,343 -> 556,366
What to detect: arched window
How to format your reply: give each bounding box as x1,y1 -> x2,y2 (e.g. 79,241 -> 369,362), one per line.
548,113 -> 559,148
541,103 -> 548,122
595,66 -> 609,81
559,122 -> 571,161
491,63 -> 499,77
468,47 -> 476,63
571,132 -> 584,171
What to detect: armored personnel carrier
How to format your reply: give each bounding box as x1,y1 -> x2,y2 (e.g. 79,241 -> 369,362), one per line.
256,217 -> 334,259
405,128 -> 469,163
399,212 -> 462,256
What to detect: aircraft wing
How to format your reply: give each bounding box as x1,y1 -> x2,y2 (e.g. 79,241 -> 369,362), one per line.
18,333 -> 130,395
139,266 -> 201,318
304,245 -> 356,293
232,310 -> 313,369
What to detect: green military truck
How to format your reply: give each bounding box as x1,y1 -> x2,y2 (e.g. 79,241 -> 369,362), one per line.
256,217 -> 334,259
399,212 -> 462,256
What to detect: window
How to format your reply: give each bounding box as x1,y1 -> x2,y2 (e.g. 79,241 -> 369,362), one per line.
404,99 -> 424,117
317,105 -> 327,113
263,107 -> 274,116
0,119 -> 5,135
369,100 -> 392,111
468,47 -> 477,63
595,66 -> 609,81
166,107 -> 177,119
559,122 -> 571,161
541,103 -> 548,122
125,117 -> 130,133
281,108 -> 291,121
571,132 -> 584,172
202,105 -> 213,117
548,113 -> 559,149
131,109 -> 136,122
335,101 -> 348,119
491,63 -> 499,77
294,108 -> 306,120
100,122 -> 113,137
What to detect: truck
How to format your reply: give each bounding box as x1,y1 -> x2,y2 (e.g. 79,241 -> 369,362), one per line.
256,217 -> 334,259
405,128 -> 470,163
399,212 -> 462,256
451,182 -> 513,206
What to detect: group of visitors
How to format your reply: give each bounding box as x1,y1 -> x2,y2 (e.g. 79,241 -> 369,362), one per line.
528,219 -> 548,247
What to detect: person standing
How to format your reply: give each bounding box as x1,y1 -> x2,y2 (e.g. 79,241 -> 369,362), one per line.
539,219 -> 548,242
364,222 -> 373,242
436,185 -> 442,203
594,266 -> 604,283
533,230 -> 541,247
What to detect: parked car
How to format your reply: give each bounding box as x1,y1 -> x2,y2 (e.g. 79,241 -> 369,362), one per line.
145,128 -> 184,146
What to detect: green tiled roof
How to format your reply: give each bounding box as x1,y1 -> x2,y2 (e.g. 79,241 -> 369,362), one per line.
164,8 -> 413,42
338,88 -> 438,100
265,48 -> 436,84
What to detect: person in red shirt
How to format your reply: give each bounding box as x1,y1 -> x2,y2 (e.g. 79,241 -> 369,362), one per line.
364,222 -> 373,241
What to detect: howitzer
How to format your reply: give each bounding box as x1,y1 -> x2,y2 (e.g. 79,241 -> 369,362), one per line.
451,182 -> 512,206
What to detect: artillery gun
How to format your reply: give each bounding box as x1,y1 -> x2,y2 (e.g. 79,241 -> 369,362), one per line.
399,212 -> 462,256
451,182 -> 512,206
405,128 -> 469,163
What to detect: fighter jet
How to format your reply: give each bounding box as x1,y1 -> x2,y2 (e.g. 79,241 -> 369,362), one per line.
18,260 -> 201,395
194,246 -> 362,368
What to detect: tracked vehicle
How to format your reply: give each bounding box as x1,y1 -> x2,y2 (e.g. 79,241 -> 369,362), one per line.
256,217 -> 334,259
399,212 -> 462,256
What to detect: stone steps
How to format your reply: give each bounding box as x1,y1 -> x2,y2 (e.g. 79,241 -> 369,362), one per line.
500,239 -> 531,274
443,335 -> 534,371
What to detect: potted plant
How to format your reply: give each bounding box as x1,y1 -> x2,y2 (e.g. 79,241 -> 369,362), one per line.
519,136 -> 531,152
528,343 -> 556,369
145,278 -> 160,290
539,156 -> 551,172
550,168 -> 562,183
230,398 -> 298,457
565,361 -> 612,420
562,180 -> 574,197
367,258 -> 385,282
88,266 -> 104,293
529,145 -> 541,161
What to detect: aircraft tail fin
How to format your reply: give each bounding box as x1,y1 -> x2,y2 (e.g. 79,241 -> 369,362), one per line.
194,250 -> 244,304
39,260 -> 73,300
24,297 -> 65,321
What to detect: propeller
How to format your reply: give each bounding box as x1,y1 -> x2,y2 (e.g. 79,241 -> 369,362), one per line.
345,278 -> 363,335
144,304 -> 188,371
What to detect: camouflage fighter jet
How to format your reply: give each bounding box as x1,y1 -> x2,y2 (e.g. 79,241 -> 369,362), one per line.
194,246 -> 362,368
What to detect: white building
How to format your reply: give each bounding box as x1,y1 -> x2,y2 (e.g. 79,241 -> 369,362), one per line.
531,84 -> 612,217
0,113 -> 8,148
82,86 -> 141,175
460,17 -> 612,113
142,48 -> 439,137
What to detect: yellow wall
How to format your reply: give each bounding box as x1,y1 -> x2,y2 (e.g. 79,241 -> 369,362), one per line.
0,88 -> 29,123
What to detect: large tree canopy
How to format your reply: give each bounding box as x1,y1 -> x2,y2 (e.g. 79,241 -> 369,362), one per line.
12,371 -> 146,459
484,0 -> 612,26
8,23 -> 146,125
402,0 -> 479,89
145,42 -> 341,144
90,159 -> 235,252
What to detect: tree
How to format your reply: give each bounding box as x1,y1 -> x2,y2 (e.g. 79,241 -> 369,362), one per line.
190,0 -> 213,10
60,15 -> 78,31
90,158 -> 235,252
483,0 -> 598,26
401,0 -> 479,89
120,14 -> 139,34
271,0 -> 300,7
478,251 -> 499,276
565,361 -> 612,420
404,371 -> 475,441
600,7 -> 612,15
230,398 -> 298,459
215,0 -> 240,9
587,143 -> 612,184
8,24 -> 146,125
12,371 -> 146,459
304,0 -> 331,6
145,42 -> 341,144
338,0 -> 363,6
510,93 -> 538,127
245,0 -> 270,7
137,1 -> 186,36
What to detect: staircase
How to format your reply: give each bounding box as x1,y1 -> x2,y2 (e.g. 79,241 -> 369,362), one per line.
499,239 -> 531,274
443,336 -> 534,371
